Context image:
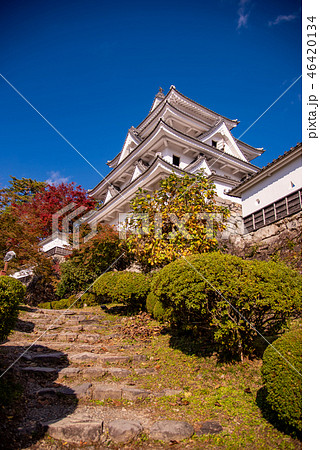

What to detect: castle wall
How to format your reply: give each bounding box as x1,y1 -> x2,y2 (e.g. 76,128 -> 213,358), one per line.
216,196 -> 302,271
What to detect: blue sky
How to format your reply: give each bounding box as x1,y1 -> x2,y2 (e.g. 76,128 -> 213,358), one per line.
0,0 -> 302,190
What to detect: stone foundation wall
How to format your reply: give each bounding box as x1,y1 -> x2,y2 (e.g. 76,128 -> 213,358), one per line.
216,196 -> 302,271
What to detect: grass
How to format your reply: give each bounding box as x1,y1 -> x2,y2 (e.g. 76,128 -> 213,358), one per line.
92,308 -> 302,449
11,304 -> 301,449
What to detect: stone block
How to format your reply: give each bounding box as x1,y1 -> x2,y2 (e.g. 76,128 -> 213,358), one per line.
108,419 -> 143,443
149,420 -> 194,441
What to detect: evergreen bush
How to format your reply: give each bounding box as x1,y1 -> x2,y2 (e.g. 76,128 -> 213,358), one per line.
146,292 -> 157,315
92,271 -> 150,311
261,328 -> 302,434
151,252 -> 302,358
56,224 -> 130,298
38,292 -> 99,310
0,276 -> 26,341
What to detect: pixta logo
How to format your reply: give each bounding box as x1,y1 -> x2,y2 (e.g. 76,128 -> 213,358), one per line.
52,203 -> 97,249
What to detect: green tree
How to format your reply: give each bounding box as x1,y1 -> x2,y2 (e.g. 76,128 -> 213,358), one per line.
0,176 -> 46,209
125,172 -> 230,269
56,224 -> 130,298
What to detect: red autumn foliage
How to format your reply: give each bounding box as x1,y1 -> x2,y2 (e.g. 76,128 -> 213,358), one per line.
13,182 -> 97,238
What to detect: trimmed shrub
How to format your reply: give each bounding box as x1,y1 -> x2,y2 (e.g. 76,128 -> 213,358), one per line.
153,300 -> 167,321
92,271 -> 150,311
146,292 -> 157,315
146,292 -> 169,321
151,252 -> 302,358
0,276 -> 26,341
261,328 -> 302,434
56,224 -> 131,298
38,292 -> 100,310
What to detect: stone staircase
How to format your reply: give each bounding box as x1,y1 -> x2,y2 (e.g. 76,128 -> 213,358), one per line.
0,307 -> 222,448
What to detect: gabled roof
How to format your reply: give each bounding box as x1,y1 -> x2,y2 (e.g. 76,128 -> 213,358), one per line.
89,119 -> 260,199
87,156 -> 188,223
136,86 -> 238,133
107,127 -> 141,168
228,142 -> 302,197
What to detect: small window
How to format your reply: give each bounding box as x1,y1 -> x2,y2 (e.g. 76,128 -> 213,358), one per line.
256,199 -> 261,205
290,181 -> 295,188
172,155 -> 180,166
212,140 -> 217,148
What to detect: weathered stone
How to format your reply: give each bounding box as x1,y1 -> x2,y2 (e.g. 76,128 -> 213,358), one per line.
82,367 -> 109,378
153,388 -> 183,397
107,367 -> 131,378
135,368 -> 156,375
91,383 -> 122,400
56,333 -> 78,342
108,419 -> 143,443
23,352 -> 66,364
132,354 -> 147,362
71,382 -> 92,398
36,382 -> 91,399
69,352 -> 100,363
122,387 -> 150,400
78,334 -> 101,343
58,367 -> 81,377
198,421 -> 223,435
149,420 -> 194,442
19,366 -> 58,375
69,352 -> 134,364
100,355 -> 131,363
43,416 -> 103,443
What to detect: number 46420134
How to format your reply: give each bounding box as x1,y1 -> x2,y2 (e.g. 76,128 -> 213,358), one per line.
307,16 -> 317,79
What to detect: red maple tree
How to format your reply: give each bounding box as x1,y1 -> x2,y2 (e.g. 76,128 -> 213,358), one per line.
13,182 -> 97,239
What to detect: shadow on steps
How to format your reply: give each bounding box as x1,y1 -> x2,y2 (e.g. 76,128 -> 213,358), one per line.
0,343 -> 78,449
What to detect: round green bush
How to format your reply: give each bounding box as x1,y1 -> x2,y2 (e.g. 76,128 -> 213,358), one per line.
92,271 -> 150,311
150,252 -> 301,358
0,276 -> 26,341
153,300 -> 167,321
146,292 -> 157,315
146,292 -> 169,321
261,328 -> 302,434
38,292 -> 100,310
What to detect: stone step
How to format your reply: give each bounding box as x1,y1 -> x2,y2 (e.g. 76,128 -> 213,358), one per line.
42,413 -> 201,445
42,416 -> 103,444
68,352 -> 147,364
35,382 -> 92,400
91,382 -> 151,401
16,366 -> 59,377
21,351 -> 67,365
31,332 -> 110,344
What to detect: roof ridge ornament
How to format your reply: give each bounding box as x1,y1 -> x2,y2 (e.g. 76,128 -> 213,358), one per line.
155,87 -> 165,99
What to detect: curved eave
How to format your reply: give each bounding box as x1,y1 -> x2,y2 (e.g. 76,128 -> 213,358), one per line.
89,119 -> 259,199
138,101 -> 212,136
107,154 -> 121,168
172,87 -> 238,128
107,129 -> 141,168
87,157 -> 187,223
136,86 -> 237,133
107,101 -> 211,169
235,139 -> 265,160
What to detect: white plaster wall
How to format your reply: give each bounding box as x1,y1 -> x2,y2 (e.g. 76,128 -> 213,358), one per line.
241,156 -> 302,216
42,237 -> 70,252
214,181 -> 242,204
162,148 -> 193,169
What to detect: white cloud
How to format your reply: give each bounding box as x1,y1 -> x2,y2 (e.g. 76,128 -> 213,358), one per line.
46,171 -> 70,186
268,14 -> 297,26
237,0 -> 251,30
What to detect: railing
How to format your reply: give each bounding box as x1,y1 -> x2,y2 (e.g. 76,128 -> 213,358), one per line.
244,189 -> 302,234
44,247 -> 72,257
